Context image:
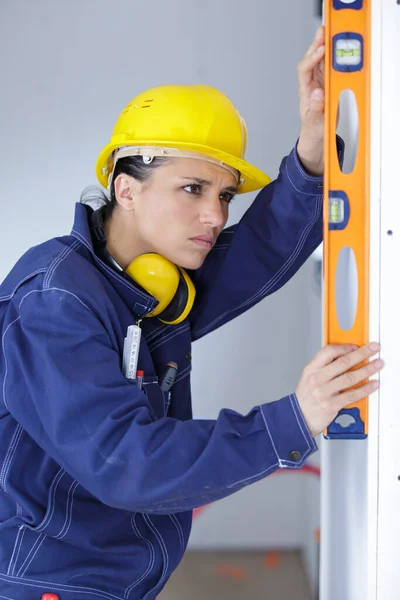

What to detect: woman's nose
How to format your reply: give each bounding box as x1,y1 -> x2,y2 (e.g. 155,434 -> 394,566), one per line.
199,196 -> 226,227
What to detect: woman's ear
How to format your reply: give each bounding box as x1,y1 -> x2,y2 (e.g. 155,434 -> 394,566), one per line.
114,174 -> 141,211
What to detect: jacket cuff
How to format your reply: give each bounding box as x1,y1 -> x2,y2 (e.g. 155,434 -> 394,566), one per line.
259,393 -> 317,468
287,135 -> 346,197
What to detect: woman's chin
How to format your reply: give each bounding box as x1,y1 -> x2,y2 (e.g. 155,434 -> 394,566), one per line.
162,246 -> 210,271
175,254 -> 207,271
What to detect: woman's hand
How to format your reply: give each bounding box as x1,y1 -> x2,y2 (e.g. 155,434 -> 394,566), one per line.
296,343 -> 384,437
296,26 -> 326,176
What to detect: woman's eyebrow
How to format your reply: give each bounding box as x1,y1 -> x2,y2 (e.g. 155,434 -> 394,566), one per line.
179,176 -> 237,193
179,176 -> 212,185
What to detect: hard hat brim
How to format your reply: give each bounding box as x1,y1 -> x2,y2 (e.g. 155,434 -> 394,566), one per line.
96,140 -> 271,194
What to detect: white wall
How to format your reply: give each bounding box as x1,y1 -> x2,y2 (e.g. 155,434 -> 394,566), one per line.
0,0 -> 321,584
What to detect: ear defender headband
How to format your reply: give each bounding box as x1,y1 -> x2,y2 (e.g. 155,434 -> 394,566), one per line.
90,207 -> 196,325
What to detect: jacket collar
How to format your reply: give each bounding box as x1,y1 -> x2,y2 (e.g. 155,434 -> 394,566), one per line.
70,202 -> 158,318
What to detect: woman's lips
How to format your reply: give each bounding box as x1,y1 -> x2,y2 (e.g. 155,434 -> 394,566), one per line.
190,236 -> 214,249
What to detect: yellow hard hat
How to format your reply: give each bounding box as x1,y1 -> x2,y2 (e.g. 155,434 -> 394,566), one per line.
96,84 -> 271,194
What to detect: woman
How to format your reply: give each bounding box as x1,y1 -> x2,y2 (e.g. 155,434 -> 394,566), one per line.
0,28 -> 382,600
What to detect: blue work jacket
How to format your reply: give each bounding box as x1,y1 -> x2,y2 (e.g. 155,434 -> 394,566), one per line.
0,141 -> 343,599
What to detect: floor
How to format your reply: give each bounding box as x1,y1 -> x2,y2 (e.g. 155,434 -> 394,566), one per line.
160,550 -> 313,599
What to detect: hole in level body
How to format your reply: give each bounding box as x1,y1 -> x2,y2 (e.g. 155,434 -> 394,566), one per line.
334,414 -> 357,428
335,247 -> 358,331
336,89 -> 359,174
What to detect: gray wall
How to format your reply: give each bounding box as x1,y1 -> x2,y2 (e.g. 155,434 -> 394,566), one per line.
0,0 -> 322,588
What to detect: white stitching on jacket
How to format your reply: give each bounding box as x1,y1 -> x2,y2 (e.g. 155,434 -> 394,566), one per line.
289,394 -> 317,453
0,425 -> 23,492
169,514 -> 185,555
35,469 -> 66,533
174,365 -> 191,384
2,317 -> 21,412
142,515 -> 169,600
16,533 -> 46,577
0,269 -> 47,302
259,405 -> 283,467
148,323 -> 190,352
7,526 -> 26,576
125,514 -> 156,598
55,480 -> 79,540
44,241 -> 80,289
286,153 -> 324,193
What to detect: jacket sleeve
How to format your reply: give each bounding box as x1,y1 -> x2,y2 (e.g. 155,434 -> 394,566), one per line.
3,287 -> 317,514
189,137 -> 345,340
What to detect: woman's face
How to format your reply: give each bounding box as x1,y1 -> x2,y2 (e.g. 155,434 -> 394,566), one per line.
117,158 -> 238,270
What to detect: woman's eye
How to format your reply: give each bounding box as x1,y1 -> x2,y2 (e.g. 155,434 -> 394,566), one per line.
184,184 -> 202,195
220,192 -> 235,204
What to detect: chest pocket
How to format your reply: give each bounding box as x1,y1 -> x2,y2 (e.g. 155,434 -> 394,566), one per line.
142,376 -> 169,419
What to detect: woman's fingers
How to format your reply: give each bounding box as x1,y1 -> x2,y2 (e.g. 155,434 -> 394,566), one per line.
323,357 -> 384,397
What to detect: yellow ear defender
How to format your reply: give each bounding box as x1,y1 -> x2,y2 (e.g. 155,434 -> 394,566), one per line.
90,207 -> 196,325
125,253 -> 196,325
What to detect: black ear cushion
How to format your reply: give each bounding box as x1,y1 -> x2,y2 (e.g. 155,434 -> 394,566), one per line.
89,206 -> 108,247
157,271 -> 189,322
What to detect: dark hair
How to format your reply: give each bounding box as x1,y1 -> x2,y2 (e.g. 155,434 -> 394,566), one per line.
80,155 -> 170,220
